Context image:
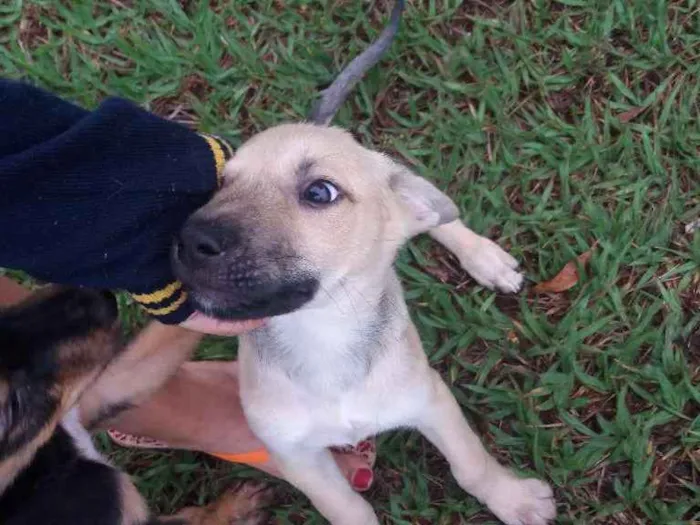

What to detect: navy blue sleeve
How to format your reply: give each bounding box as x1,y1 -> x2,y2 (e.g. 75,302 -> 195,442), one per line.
0,78 -> 233,324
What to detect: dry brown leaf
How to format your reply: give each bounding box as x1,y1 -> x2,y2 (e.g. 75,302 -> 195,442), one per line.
618,106 -> 646,123
533,243 -> 598,293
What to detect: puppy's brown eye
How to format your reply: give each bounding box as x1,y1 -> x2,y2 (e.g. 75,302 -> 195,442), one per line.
302,180 -> 341,206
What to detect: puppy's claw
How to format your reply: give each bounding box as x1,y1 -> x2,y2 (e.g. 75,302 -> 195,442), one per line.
456,237 -> 524,294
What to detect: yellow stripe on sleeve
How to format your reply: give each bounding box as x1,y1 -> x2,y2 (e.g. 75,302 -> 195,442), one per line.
131,281 -> 182,305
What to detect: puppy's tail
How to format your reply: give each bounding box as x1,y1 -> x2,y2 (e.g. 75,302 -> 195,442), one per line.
308,0 -> 406,126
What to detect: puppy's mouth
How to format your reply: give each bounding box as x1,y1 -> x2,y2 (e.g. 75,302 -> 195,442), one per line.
185,280 -> 319,320
172,243 -> 319,321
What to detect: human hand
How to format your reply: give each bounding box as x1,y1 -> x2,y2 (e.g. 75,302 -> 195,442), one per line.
179,311 -> 264,336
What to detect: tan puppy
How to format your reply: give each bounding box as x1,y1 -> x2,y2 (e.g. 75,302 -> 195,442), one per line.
171,3 -> 556,524
175,123 -> 554,525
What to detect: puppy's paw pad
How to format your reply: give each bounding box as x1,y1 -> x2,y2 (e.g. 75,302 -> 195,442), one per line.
458,238 -> 524,293
488,477 -> 556,525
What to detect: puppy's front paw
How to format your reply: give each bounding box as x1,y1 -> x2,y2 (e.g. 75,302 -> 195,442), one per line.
457,237 -> 524,293
485,476 -> 556,525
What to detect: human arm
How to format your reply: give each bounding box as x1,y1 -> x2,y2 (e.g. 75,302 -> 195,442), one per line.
0,78 -> 237,327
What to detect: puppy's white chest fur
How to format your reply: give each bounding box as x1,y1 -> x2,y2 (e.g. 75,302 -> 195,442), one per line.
240,349 -> 429,450
239,275 -> 431,450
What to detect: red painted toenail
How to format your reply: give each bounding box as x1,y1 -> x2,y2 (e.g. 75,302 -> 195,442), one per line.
351,468 -> 373,491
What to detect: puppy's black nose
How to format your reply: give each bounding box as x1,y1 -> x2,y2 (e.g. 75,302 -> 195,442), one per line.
178,220 -> 229,266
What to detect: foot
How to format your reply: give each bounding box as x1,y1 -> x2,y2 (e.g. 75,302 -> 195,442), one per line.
102,361 -> 376,491
456,236 -> 523,293
483,475 -> 556,525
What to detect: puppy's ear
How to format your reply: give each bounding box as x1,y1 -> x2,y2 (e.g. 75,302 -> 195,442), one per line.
390,169 -> 459,236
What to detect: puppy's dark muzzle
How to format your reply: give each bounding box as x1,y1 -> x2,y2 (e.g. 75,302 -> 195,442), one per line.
172,219 -> 319,320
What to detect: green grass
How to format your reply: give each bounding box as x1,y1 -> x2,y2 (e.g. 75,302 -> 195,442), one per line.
2,0 -> 699,523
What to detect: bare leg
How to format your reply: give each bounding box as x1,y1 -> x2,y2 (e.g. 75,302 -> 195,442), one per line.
429,220 -> 523,293
80,321 -> 204,426
104,360 -> 275,470
105,361 -> 373,483
414,370 -> 556,525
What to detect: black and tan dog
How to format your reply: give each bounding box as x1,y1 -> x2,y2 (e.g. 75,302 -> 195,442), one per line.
0,286 -> 267,525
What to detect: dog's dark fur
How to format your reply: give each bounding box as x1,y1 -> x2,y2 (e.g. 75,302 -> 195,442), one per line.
0,286 -> 267,525
1,426 -> 135,524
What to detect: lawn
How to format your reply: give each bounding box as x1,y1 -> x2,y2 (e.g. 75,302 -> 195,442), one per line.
1,0 -> 699,523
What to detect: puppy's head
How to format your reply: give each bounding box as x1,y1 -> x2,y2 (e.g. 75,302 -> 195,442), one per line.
173,0 -> 447,320
173,124 -> 458,319
0,287 -> 120,460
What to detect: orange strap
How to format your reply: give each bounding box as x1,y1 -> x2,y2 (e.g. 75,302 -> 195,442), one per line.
210,447 -> 270,466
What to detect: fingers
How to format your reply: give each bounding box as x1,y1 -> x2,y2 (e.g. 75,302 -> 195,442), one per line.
0,275 -> 31,306
179,311 -> 265,336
